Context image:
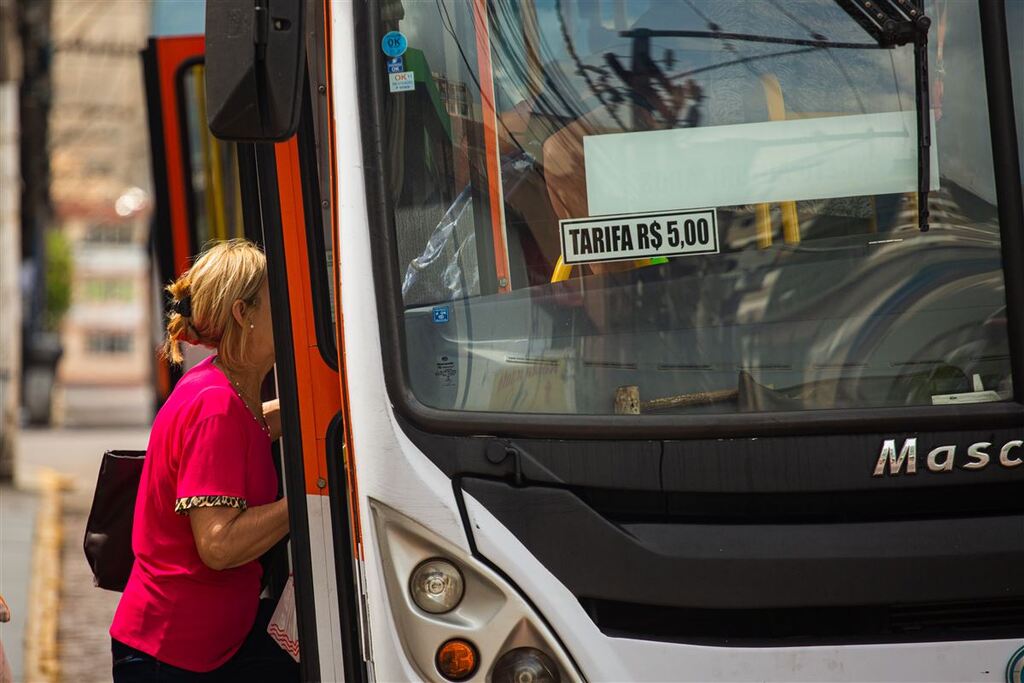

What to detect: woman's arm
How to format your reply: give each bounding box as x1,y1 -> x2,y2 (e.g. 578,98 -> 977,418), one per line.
263,399 -> 282,441
188,498 -> 289,571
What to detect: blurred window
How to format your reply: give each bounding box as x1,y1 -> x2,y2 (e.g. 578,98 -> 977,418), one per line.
86,332 -> 134,354
79,279 -> 134,303
84,223 -> 134,244
178,61 -> 245,248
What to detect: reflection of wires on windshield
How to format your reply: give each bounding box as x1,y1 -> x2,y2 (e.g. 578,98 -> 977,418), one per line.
767,0 -> 866,113
554,0 -> 626,130
681,0 -> 720,32
433,0 -> 526,155
488,0 -> 582,134
767,0 -> 826,40
668,46 -> 817,81
681,0 -> 762,80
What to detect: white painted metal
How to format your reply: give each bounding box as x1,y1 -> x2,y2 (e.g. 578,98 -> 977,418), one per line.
331,3 -> 473,680
370,500 -> 580,681
305,493 -> 345,679
464,492 -> 1022,682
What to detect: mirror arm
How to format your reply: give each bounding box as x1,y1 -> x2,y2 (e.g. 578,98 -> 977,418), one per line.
254,2 -> 268,60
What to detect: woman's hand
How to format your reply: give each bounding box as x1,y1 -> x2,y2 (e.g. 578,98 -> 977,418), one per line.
263,399 -> 282,441
189,498 -> 289,571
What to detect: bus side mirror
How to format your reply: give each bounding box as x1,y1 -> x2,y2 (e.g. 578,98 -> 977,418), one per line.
205,1 -> 304,141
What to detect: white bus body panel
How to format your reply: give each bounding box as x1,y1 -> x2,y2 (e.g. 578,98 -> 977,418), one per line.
306,493 -> 346,679
331,3 -> 474,680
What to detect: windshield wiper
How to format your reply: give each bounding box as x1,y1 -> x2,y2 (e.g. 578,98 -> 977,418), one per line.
834,0 -> 933,231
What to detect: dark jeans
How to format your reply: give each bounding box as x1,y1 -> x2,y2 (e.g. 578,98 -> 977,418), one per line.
112,599 -> 299,683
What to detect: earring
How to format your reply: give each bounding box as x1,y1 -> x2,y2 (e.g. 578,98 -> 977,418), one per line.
249,323 -> 254,330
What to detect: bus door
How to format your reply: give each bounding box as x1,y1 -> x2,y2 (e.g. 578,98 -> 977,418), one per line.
144,27 -> 365,681
251,93 -> 368,681
142,35 -> 254,404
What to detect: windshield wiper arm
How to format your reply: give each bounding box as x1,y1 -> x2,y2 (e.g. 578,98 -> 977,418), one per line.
833,0 -> 928,47
912,0 -> 932,232
834,0 -> 932,231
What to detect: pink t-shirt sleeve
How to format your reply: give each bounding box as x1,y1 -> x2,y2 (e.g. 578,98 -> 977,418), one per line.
174,388 -> 251,515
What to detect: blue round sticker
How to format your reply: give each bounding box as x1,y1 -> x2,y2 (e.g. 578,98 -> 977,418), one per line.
381,31 -> 408,58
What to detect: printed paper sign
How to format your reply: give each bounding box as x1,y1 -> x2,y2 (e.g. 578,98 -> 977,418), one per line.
389,71 -> 415,93
559,209 -> 718,266
386,56 -> 404,73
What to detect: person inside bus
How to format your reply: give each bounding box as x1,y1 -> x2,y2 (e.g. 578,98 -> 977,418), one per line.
109,239 -> 298,682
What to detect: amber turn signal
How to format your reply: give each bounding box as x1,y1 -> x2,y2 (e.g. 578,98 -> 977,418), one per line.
436,638 -> 478,681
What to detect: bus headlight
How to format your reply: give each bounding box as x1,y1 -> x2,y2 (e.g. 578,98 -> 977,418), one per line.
373,501 -> 580,682
410,558 -> 465,614
492,647 -> 561,683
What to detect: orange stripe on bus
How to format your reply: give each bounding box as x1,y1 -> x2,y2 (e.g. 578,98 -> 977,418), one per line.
155,36 -> 204,276
472,0 -> 512,293
274,139 -> 339,497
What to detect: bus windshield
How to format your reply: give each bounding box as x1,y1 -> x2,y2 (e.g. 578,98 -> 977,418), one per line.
380,0 -> 1014,416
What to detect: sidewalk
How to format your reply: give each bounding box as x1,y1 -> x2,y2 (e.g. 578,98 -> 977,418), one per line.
15,427 -> 150,495
58,490 -> 122,682
13,426 -> 150,682
0,485 -> 39,682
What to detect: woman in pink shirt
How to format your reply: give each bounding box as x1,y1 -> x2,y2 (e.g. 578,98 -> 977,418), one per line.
110,240 -> 297,681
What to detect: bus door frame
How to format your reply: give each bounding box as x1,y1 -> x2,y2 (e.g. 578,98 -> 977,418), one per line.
143,35 -> 264,403
142,35 -> 204,402
251,76 -> 368,683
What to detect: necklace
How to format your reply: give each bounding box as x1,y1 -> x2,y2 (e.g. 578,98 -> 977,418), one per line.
214,358 -> 270,437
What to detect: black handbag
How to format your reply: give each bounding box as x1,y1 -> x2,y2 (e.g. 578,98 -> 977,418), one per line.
83,450 -> 145,592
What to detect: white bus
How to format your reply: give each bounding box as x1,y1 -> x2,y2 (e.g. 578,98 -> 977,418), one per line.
145,0 -> 1024,680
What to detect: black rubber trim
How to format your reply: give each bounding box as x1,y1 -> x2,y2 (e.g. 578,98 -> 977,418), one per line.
255,141 -> 321,682
142,40 -> 176,289
325,413 -> 369,682
236,144 -> 263,246
353,1 -> 1024,441
296,75 -> 339,370
172,56 -> 205,255
980,0 -> 1024,403
579,596 -> 1024,646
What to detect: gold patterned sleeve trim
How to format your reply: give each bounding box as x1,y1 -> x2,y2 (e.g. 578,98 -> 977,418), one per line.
174,495 -> 248,515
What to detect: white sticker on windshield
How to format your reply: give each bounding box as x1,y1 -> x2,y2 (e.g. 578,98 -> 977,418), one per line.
559,209 -> 718,266
388,71 -> 415,93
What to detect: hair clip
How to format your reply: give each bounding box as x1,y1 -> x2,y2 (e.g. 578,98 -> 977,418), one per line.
171,296 -> 193,318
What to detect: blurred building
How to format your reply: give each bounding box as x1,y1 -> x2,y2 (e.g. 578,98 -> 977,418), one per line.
48,1 -> 154,426
0,0 -> 22,474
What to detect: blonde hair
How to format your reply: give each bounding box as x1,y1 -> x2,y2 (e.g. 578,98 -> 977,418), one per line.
164,239 -> 267,367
